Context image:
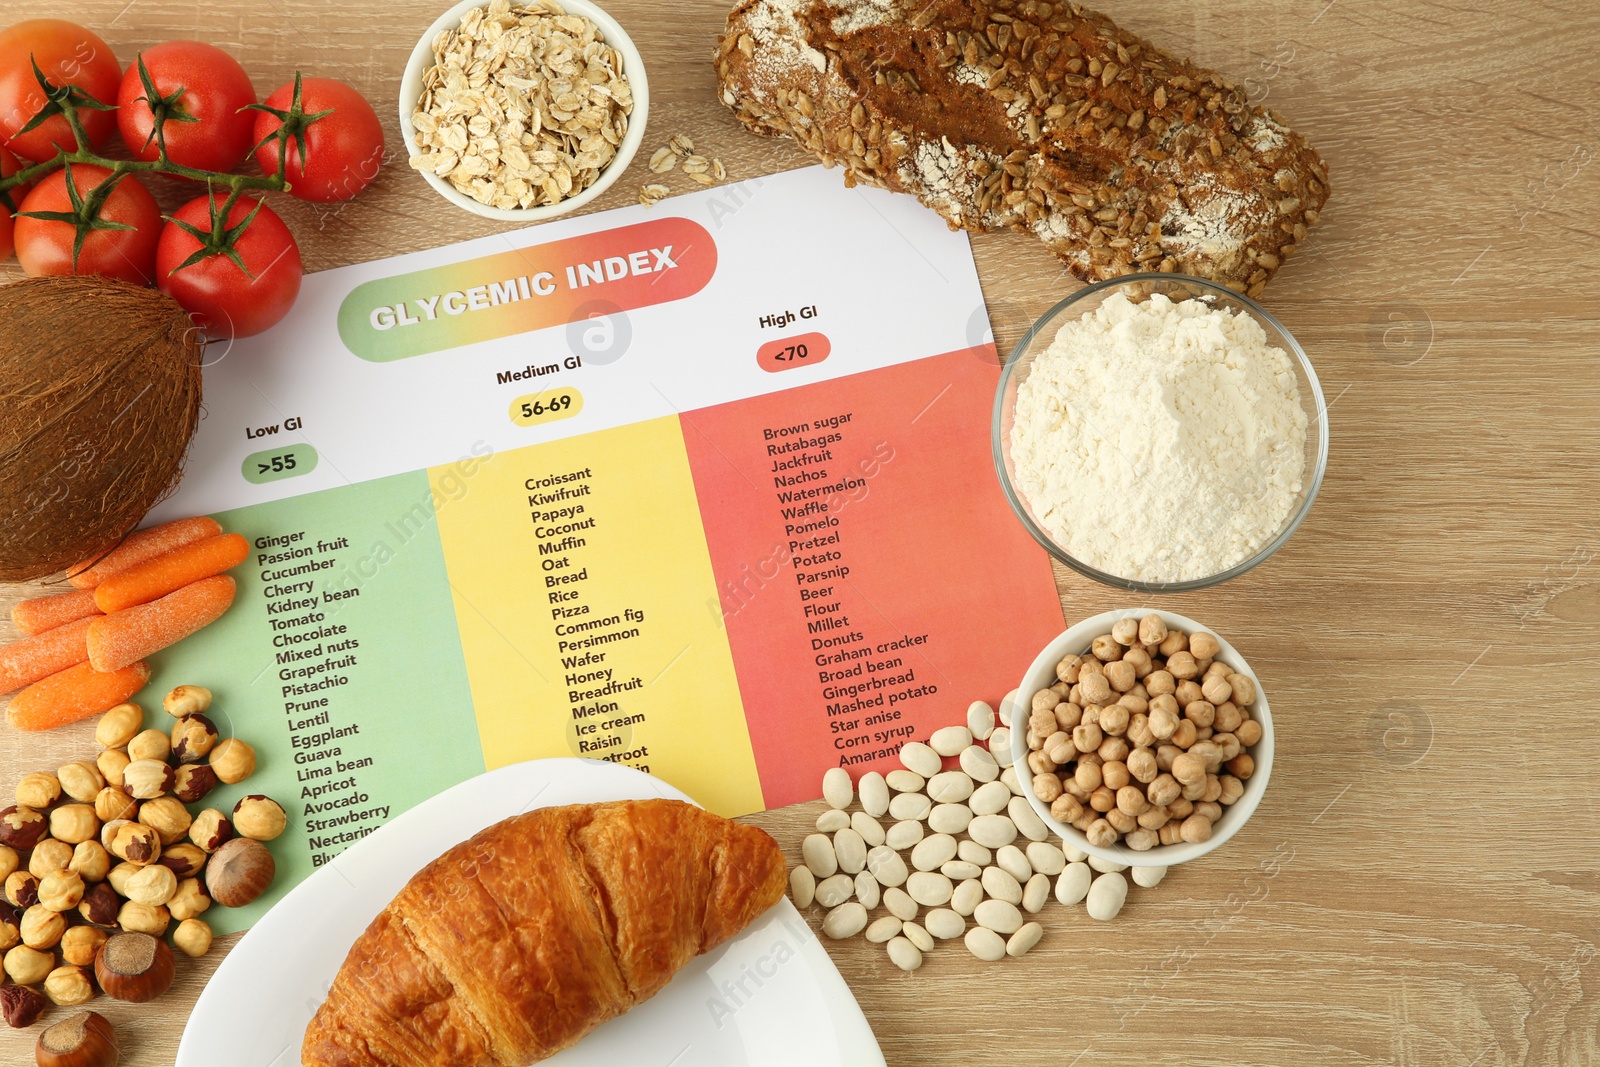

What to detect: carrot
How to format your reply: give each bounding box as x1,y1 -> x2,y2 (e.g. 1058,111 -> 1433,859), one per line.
6,660 -> 150,732
68,516 -> 223,589
11,587 -> 104,635
0,616 -> 95,695
86,575 -> 236,673
93,533 -> 249,614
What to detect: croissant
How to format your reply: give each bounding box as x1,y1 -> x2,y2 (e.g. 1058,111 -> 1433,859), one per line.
301,798 -> 788,1067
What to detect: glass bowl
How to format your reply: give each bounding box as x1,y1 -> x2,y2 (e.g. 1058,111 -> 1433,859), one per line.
992,273 -> 1328,592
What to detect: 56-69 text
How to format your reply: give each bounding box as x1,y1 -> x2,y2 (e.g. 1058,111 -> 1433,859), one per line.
509,387 -> 585,428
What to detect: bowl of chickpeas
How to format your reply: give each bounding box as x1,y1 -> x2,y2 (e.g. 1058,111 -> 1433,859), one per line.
1010,609 -> 1273,867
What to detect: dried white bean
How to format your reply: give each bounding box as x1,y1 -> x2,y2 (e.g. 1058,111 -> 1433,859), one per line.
911,833 -> 958,872
1085,872 -> 1129,920
1025,841 -> 1067,876
1062,842 -> 1087,863
789,865 -> 815,908
998,688 -> 1022,728
885,769 -> 925,793
888,792 -> 932,822
1056,862 -> 1092,905
989,727 -> 1014,766
965,925 -> 1007,961
899,741 -> 941,777
941,860 -> 982,881
1000,765 -> 1025,797
1022,872 -> 1050,914
816,809 -> 849,833
958,840 -> 992,866
951,878 -> 983,916
823,767 -> 853,810
883,886 -> 918,921
927,770 -> 975,803
859,771 -> 890,817
1008,797 -> 1049,842
901,920 -> 934,952
960,744 -> 999,782
1088,855 -> 1128,874
1132,865 -> 1167,888
867,845 -> 908,887
929,803 -> 974,835
802,834 -> 837,878
930,725 -> 972,756
995,845 -> 1033,883
854,870 -> 881,910
865,915 -> 902,943
851,811 -> 886,847
981,865 -> 1023,905
822,901 -> 868,938
887,935 -> 923,971
815,873 -> 854,908
925,907 -> 966,939
886,820 -> 925,851
968,700 -> 996,740
975,898 -> 1023,935
833,828 -> 867,874
969,780 -> 1011,816
906,871 -> 954,907
968,813 -> 1018,848
1007,922 -> 1043,957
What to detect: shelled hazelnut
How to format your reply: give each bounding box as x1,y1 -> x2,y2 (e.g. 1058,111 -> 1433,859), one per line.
116,901 -> 169,937
126,730 -> 170,765
157,844 -> 207,880
5,944 -> 55,985
120,761 -> 173,802
69,843 -> 111,886
17,773 -> 61,810
170,715 -> 219,764
167,879 -> 210,922
7,870 -> 41,908
208,739 -> 255,785
233,796 -> 286,842
30,840 -> 74,878
56,763 -> 105,805
37,870 -> 85,912
59,926 -> 108,968
108,824 -> 159,867
21,904 -> 67,949
172,918 -> 212,958
171,765 -> 217,805
95,932 -> 174,1002
77,884 -> 120,928
0,844 -> 16,881
92,789 -> 136,826
42,965 -> 96,1007
0,906 -> 19,951
96,704 -> 144,749
94,751 -> 129,793
188,810 -> 232,854
1,806 -> 49,850
1,982 -> 47,1029
122,865 -> 177,908
163,685 -> 211,718
49,805 -> 100,846
34,1010 -> 120,1067
137,798 -> 191,846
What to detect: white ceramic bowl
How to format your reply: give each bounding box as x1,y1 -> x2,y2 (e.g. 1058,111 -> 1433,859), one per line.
1010,609 -> 1274,867
399,0 -> 650,221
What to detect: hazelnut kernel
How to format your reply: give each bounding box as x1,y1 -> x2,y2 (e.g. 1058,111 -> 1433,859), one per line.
109,822 -> 160,865
233,796 -> 286,842
123,864 -> 178,907
127,729 -> 171,764
116,900 -> 170,937
0,982 -> 47,1029
189,810 -> 233,854
49,804 -> 101,846
167,877 -> 211,921
158,843 -> 207,880
4,943 -> 55,985
20,904 -> 66,949
56,761 -> 106,804
6,870 -> 40,909
209,739 -> 256,785
0,805 -> 48,850
0,845 -> 15,882
170,714 -> 220,764
96,749 -> 130,792
59,925 -> 108,968
37,868 -> 85,912
96,701 -> 144,749
0,907 -> 17,952
93,787 -> 138,825
78,883 -> 121,928
172,764 -> 219,805
173,917 -> 213,958
138,797 -> 192,846
15,772 -> 61,810
122,760 -> 174,801
163,685 -> 212,718
43,964 -> 96,1007
29,839 -> 74,879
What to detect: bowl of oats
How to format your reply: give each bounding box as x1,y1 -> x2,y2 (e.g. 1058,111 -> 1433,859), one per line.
401,0 -> 648,220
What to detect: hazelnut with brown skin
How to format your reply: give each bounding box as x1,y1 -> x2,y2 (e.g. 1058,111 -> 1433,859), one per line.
115,901 -> 169,937
49,805 -> 101,846
120,761 -> 173,801
208,739 -> 255,785
37,869 -> 85,912
167,878 -> 210,921
1,982 -> 47,1029
188,810 -> 232,854
233,796 -> 286,842
172,918 -> 212,958
206,837 -> 275,907
5,944 -> 55,985
56,761 -> 106,804
78,884 -> 121,928
0,806 -> 48,850
60,925 -> 109,968
170,714 -> 219,764
108,823 -> 159,866
15,772 -> 60,810
157,844 -> 206,880
94,750 -> 129,792
96,702 -> 144,749
21,904 -> 67,949
126,729 -> 170,764
93,788 -> 137,826
96,932 -> 174,1002
171,764 -> 218,805
43,964 -> 96,1007
163,685 -> 211,718
35,1010 -> 120,1067
29,839 -> 74,879
137,797 -> 191,846
6,870 -> 41,908
0,905 -> 20,951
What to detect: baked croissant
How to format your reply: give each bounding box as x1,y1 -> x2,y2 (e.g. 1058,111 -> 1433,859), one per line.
302,798 -> 788,1067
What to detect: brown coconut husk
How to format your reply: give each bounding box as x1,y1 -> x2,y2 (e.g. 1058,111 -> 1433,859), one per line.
0,276 -> 204,582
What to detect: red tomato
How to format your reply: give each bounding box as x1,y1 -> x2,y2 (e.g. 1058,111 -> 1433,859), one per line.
0,20 -> 121,161
157,194 -> 302,338
14,164 -> 160,284
252,76 -> 384,202
117,41 -> 256,172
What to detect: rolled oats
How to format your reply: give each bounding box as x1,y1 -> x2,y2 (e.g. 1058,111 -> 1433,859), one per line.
638,182 -> 670,206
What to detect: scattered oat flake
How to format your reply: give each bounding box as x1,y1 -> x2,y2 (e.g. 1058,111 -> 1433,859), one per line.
669,133 -> 694,155
639,182 -> 670,205
712,158 -> 727,181
648,146 -> 677,173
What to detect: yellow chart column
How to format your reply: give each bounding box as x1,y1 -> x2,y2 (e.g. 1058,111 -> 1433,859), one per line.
429,416 -> 764,817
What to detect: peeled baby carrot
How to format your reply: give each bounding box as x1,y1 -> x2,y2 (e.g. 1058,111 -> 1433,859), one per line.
68,516 -> 223,589
6,659 -> 150,732
11,587 -> 104,635
93,533 -> 249,614
86,575 -> 236,673
0,616 -> 95,695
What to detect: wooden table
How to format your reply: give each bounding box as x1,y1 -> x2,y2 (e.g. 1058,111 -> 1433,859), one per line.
4,0 -> 1599,1062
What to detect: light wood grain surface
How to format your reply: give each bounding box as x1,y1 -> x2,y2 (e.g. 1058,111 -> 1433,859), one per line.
3,0 -> 1600,1063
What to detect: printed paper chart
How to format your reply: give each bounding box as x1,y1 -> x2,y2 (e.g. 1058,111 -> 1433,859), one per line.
146,167 -> 1066,931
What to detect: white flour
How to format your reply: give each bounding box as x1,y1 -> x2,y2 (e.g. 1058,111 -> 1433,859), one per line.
1010,292 -> 1308,582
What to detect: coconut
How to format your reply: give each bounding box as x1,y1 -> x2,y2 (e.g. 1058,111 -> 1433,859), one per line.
0,276 -> 204,582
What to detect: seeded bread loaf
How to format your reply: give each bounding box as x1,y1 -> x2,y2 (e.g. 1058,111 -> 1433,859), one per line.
714,0 -> 1329,294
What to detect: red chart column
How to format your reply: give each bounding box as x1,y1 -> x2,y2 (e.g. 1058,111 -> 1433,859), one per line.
680,346 -> 1065,809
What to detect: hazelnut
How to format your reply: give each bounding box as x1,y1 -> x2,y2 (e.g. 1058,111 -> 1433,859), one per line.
77,884 -> 121,928
6,871 -> 41,908
35,1010 -> 120,1067
126,729 -> 170,764
172,917 -> 213,958
29,839 -> 75,879
167,878 -> 210,921
98,820 -> 129,853
105,864 -> 138,898
0,806 -> 48,850
233,796 -> 286,842
171,764 -> 218,805
188,810 -> 233,854
16,773 -> 61,810
20,904 -> 66,949
158,843 -> 208,880
0,982 -> 47,1029
59,925 -> 108,968
42,964 -> 96,1007
206,837 -> 275,907
0,844 -> 16,881
163,684 -> 212,718
95,932 -> 174,1002
94,750 -> 130,792
95,702 -> 144,749
92,788 -> 137,825
115,901 -> 169,937
208,739 -> 255,785
121,761 -> 173,801
108,823 -> 159,866
49,804 -> 101,846
56,761 -> 106,804
0,905 -> 18,951
7,943 -> 55,984
137,798 -> 191,846
122,864 -> 177,907
170,714 -> 219,764
37,869 -> 85,912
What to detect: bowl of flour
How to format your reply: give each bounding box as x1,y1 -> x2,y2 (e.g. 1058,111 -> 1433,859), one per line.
994,274 -> 1328,590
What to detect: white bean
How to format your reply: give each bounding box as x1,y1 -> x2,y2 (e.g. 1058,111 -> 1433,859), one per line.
925,908 -> 966,939
1085,872 -> 1129,920
865,916 -> 902,943
940,860 -> 982,881
958,840 -> 992,866
1062,842 -> 1088,863
965,926 -> 1007,961
969,780 -> 1011,816
968,814 -> 1018,848
1008,797 -> 1049,842
1025,841 -> 1067,876
899,741 -> 941,777
1132,865 -> 1168,888
968,700 -> 996,740
815,873 -> 854,908
822,901 -> 868,939
1022,872 -> 1050,914
989,727 -> 1014,766
1006,922 -> 1043,958
981,865 -> 1023,905
906,871 -> 953,907
975,898 -> 1023,935
952,875 -> 985,915
833,828 -> 867,874
911,833 -> 958,872
850,811 -> 885,847
887,935 -> 923,972
928,803 -> 973,835
1055,862 -> 1092,906
888,792 -> 932,822
998,688 -> 1022,728
885,769 -> 925,793
885,820 -> 925,851
866,845 -> 908,887
858,771 -> 890,817
816,809 -> 849,833
789,865 -> 815,908
1000,766 -> 1025,797
930,725 -> 972,756
802,834 -> 837,878
995,845 -> 1032,883
883,886 -> 918,921
822,767 -> 853,810
1087,855 -> 1128,874
901,921 -> 934,952
854,871 -> 881,910
960,744 -> 999,783
927,770 -> 975,803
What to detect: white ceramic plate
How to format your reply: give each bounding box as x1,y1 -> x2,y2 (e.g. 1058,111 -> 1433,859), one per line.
177,758 -> 884,1067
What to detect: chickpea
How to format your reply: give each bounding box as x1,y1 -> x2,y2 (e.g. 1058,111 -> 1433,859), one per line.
1078,656 -> 1103,678
1171,720 -> 1199,749
1078,751 -> 1104,770
1148,706 -> 1179,741
1067,684 -> 1082,706
1097,736 -> 1130,763
1171,753 -> 1206,784
1137,804 -> 1170,830
1126,713 -> 1154,748
1101,760 -> 1131,790
1195,726 -> 1214,742
1026,751 -> 1058,776
1188,632 -> 1220,660
1091,634 -> 1122,662
1063,778 -> 1090,802
1189,741 -> 1224,772
1219,775 -> 1246,805
1138,614 -> 1167,645
1103,660 -> 1136,693
1185,700 -> 1216,729
1031,689 -> 1061,715
1033,774 -> 1063,803
1145,670 -> 1176,697
1160,630 -> 1189,655
1051,794 -> 1084,824
1194,801 -> 1223,823
1054,703 -> 1083,732
1089,786 -> 1116,813
1055,655 -> 1083,684
1174,680 -> 1204,707
1078,672 -> 1112,706
1126,748 -> 1158,784
1201,675 -> 1233,705
1227,673 -> 1257,706
1115,785 -> 1150,816
1179,813 -> 1213,843
1111,617 -> 1139,645
1168,797 -> 1194,819
1123,647 -> 1154,678
1085,819 -> 1118,848
1080,705 -> 1101,728
1125,828 -> 1159,851
1155,744 -> 1182,772
1202,775 -> 1223,803
1050,681 -> 1072,699
1227,753 -> 1256,780
1147,774 -> 1181,806
1045,732 -> 1076,765
1236,719 -> 1264,747
1072,810 -> 1097,833
1073,721 -> 1103,754
1074,762 -> 1103,792
1117,691 -> 1149,716
1181,776 -> 1207,801
1106,808 -> 1138,834
1029,708 -> 1058,738
1099,704 -> 1130,737
1166,650 -> 1200,680
1214,701 -> 1243,733
1158,822 -> 1184,846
